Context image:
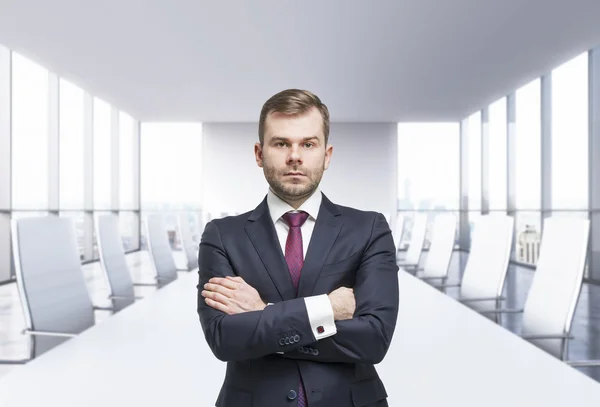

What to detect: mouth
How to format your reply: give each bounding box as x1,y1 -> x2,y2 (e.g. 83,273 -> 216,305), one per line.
284,172 -> 305,176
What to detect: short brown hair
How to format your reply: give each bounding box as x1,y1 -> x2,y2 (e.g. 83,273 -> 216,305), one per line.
258,89 -> 330,146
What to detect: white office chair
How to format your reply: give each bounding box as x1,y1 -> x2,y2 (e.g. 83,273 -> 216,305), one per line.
398,213 -> 428,272
96,215 -> 147,312
177,213 -> 199,271
482,217 -> 590,360
416,213 -> 457,284
144,214 -> 180,286
393,213 -> 405,252
448,215 -> 515,318
11,216 -> 105,358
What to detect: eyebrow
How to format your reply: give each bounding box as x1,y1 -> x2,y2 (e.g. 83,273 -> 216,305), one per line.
270,136 -> 320,143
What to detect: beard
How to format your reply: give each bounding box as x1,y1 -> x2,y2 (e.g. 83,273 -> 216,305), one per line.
263,160 -> 324,201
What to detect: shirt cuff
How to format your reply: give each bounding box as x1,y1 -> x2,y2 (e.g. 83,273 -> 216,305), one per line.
304,294 -> 337,340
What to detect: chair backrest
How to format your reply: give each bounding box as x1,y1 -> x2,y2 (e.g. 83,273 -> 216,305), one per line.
144,214 -> 178,285
96,214 -> 136,312
11,216 -> 95,358
420,213 -> 457,279
521,217 -> 590,359
459,215 -> 514,310
404,213 -> 428,265
177,213 -> 198,271
393,213 -> 405,251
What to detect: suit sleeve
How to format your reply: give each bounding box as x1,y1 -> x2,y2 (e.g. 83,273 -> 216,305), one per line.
281,213 -> 399,364
197,220 -> 318,362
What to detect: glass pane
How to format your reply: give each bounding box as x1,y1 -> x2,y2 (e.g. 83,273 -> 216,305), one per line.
94,98 -> 112,209
141,123 -> 203,211
119,211 -> 138,252
59,211 -> 85,261
119,112 -> 136,209
59,79 -> 84,209
488,97 -> 507,211
551,52 -> 588,210
467,112 -> 482,211
515,78 -> 541,210
11,53 -> 48,210
515,211 -> 542,266
397,123 -> 460,211
93,210 -> 112,259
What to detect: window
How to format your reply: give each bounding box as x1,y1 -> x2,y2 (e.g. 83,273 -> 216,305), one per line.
141,123 -> 203,211
488,97 -> 507,211
551,52 -> 588,210
397,123 -> 460,211
515,78 -> 541,210
11,53 -> 48,209
467,112 -> 482,211
59,211 -> 85,260
119,211 -> 138,251
93,97 -> 112,209
59,79 -> 85,209
119,112 -> 136,209
514,78 -> 542,265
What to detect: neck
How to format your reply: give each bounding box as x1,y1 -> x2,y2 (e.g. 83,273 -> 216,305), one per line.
272,188 -> 315,210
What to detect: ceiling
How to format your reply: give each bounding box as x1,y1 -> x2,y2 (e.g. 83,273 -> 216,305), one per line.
1,0 -> 600,122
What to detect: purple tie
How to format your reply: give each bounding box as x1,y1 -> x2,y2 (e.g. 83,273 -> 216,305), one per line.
282,210 -> 310,407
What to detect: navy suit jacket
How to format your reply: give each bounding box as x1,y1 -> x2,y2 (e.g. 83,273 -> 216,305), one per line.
197,193 -> 400,407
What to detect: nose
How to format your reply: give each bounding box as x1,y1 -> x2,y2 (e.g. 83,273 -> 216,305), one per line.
287,144 -> 303,164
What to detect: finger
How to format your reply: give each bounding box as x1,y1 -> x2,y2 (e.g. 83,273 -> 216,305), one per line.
202,290 -> 231,305
204,283 -> 235,297
209,277 -> 239,290
226,276 -> 244,283
205,298 -> 232,315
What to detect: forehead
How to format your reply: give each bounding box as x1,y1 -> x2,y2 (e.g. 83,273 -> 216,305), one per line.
264,107 -> 324,142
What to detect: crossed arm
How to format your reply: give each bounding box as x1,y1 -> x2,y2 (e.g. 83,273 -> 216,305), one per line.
197,213 -> 400,364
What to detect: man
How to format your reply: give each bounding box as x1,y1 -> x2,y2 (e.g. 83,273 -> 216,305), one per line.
197,89 -> 399,407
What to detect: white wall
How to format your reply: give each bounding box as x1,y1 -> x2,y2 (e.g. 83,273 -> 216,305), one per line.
201,122 -> 397,225
201,123 -> 268,217
322,123 -> 397,221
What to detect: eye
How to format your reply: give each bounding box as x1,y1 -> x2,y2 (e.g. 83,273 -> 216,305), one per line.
275,141 -> 286,147
304,142 -> 314,148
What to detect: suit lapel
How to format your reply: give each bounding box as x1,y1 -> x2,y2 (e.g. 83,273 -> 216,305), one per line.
245,197 -> 296,301
297,194 -> 343,298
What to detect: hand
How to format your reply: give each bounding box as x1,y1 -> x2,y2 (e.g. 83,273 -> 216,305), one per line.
328,286 -> 356,321
201,276 -> 266,315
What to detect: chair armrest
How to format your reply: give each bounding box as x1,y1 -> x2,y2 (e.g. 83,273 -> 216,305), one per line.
438,283 -> 461,288
522,333 -> 574,340
108,295 -> 143,300
460,296 -> 506,303
567,360 -> 600,368
22,329 -> 76,338
479,308 -> 524,314
93,305 -> 114,312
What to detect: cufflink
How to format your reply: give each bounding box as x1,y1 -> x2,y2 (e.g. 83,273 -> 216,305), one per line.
317,326 -> 324,334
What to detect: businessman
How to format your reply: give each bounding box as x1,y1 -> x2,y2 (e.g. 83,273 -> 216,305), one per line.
197,89 -> 399,406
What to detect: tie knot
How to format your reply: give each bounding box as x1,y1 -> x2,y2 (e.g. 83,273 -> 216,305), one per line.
282,211 -> 309,228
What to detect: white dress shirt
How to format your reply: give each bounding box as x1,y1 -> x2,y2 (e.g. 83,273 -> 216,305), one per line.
266,187 -> 337,341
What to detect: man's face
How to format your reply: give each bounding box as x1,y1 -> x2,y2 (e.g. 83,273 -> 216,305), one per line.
255,107 -> 333,207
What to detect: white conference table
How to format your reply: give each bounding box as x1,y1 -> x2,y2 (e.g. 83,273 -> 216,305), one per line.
0,270 -> 599,406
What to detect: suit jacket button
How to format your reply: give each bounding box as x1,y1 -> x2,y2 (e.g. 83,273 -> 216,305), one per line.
312,349 -> 319,356
288,390 -> 297,400
284,337 -> 290,345
293,334 -> 300,342
279,338 -> 285,346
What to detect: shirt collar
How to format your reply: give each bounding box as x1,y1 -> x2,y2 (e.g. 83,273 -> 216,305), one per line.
267,187 -> 322,225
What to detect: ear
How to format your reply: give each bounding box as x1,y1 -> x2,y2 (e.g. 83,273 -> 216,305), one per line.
254,143 -> 264,168
323,144 -> 333,170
